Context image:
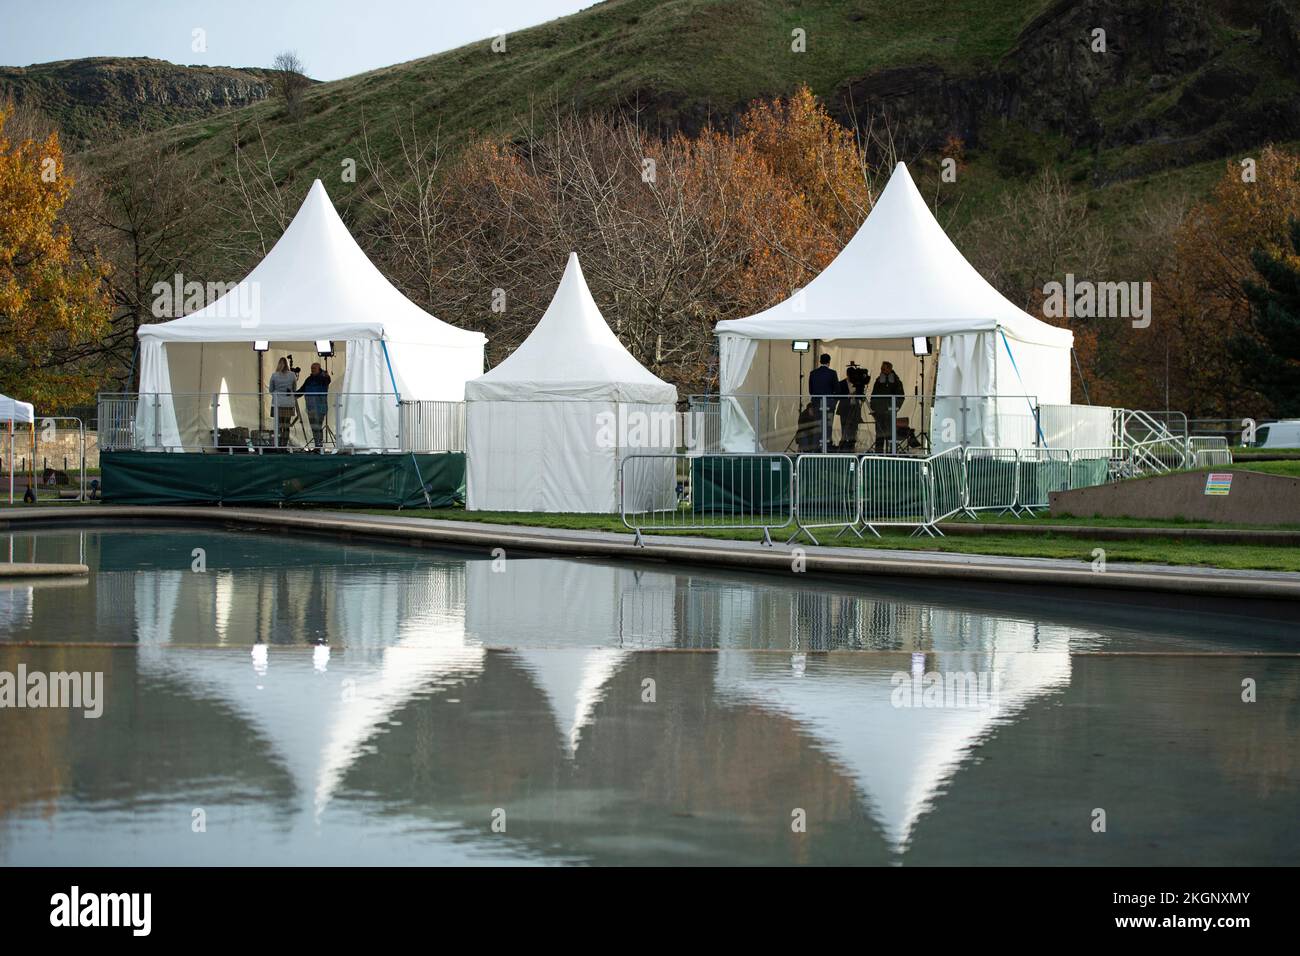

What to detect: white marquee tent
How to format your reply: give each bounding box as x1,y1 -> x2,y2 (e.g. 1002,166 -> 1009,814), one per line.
714,162 -> 1074,451
2,392 -> 35,504
136,179 -> 485,451
465,253 -> 678,512
0,393 -> 34,424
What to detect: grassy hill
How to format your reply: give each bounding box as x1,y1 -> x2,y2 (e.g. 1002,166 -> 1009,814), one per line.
62,0 -> 1295,257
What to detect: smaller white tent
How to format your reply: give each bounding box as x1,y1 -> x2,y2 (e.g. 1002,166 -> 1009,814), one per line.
1,392 -> 35,504
465,253 -> 678,513
714,162 -> 1074,450
136,179 -> 485,451
0,393 -> 34,424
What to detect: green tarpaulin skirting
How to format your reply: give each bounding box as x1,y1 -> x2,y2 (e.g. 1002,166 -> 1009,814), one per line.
691,455 -> 793,514
102,451 -> 465,508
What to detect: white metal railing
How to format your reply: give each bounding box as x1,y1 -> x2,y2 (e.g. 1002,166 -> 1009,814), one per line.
1188,436 -> 1233,468
97,392 -> 465,454
1037,403 -> 1116,452
400,401 -> 465,454
689,392 -> 1042,456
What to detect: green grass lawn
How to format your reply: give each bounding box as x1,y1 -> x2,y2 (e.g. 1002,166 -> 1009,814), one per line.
1221,460 -> 1300,478
370,507 -> 1300,573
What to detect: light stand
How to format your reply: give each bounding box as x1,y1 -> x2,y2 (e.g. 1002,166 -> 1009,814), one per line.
792,339 -> 810,396
314,340 -> 336,451
912,336 -> 931,454
253,340 -> 269,441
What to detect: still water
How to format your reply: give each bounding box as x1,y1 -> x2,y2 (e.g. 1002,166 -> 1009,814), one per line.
1,527 -> 1297,865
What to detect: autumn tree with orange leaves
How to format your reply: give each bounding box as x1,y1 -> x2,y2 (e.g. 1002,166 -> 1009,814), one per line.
0,103 -> 110,406
1135,146 -> 1300,418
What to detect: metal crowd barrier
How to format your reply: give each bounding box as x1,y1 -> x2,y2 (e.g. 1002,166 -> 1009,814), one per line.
620,444 -> 1141,548
927,447 -> 966,528
620,452 -> 794,547
1068,446 -> 1125,489
856,454 -> 928,535
1017,447 -> 1072,512
790,454 -> 863,545
962,446 -> 1020,517
1188,436 -> 1233,467
3,416 -> 88,503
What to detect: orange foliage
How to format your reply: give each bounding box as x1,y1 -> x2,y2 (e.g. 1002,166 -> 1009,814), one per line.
0,104 -> 110,406
1149,145 -> 1300,415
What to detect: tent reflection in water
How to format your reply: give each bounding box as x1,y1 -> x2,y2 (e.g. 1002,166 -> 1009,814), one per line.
465,253 -> 678,513
464,556 -> 679,757
133,562 -> 484,820
715,162 -> 1075,451
715,625 -> 1074,853
135,179 -> 485,451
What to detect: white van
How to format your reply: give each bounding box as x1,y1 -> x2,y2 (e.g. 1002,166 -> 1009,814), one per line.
1254,420 -> 1300,448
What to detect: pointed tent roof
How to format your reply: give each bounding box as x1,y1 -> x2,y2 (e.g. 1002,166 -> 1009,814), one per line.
138,180 -> 485,349
715,163 -> 1072,349
715,648 -> 1073,854
511,648 -> 630,758
465,253 -> 677,403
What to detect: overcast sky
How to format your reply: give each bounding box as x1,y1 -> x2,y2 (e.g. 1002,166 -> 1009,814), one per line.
0,0 -> 598,81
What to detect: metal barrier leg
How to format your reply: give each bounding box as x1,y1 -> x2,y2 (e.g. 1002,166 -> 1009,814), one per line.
786,525 -> 819,546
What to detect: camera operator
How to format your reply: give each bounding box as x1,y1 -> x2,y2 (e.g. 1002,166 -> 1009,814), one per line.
298,362 -> 332,451
269,356 -> 300,447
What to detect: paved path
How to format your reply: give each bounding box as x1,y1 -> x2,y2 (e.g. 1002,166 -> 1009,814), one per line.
3,504 -> 1299,600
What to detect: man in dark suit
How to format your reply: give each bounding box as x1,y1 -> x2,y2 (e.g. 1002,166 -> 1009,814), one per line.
807,353 -> 839,451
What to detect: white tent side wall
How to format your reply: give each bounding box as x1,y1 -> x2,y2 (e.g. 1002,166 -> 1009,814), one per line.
466,400 -> 676,513
932,332 -> 997,449
465,253 -> 678,513
136,337 -> 181,448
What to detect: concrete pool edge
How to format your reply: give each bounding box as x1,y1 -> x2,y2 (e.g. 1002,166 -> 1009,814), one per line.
5,505 -> 1300,601
0,561 -> 89,578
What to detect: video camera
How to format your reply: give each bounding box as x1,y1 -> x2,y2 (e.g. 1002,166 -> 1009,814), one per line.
285,353 -> 302,375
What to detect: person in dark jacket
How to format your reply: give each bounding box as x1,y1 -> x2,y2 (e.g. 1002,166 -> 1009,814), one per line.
807,353 -> 839,451
838,362 -> 867,450
870,361 -> 905,452
297,362 -> 332,450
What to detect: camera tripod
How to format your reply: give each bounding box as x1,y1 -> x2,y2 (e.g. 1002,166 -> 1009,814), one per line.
288,399 -> 334,452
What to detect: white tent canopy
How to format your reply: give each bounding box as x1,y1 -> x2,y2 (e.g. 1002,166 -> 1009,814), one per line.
714,162 -> 1073,450
136,179 -> 485,450
466,253 -> 678,512
0,393 -> 34,424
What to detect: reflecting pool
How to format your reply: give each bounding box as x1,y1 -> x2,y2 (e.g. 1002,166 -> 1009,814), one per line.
1,527 -> 1297,865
